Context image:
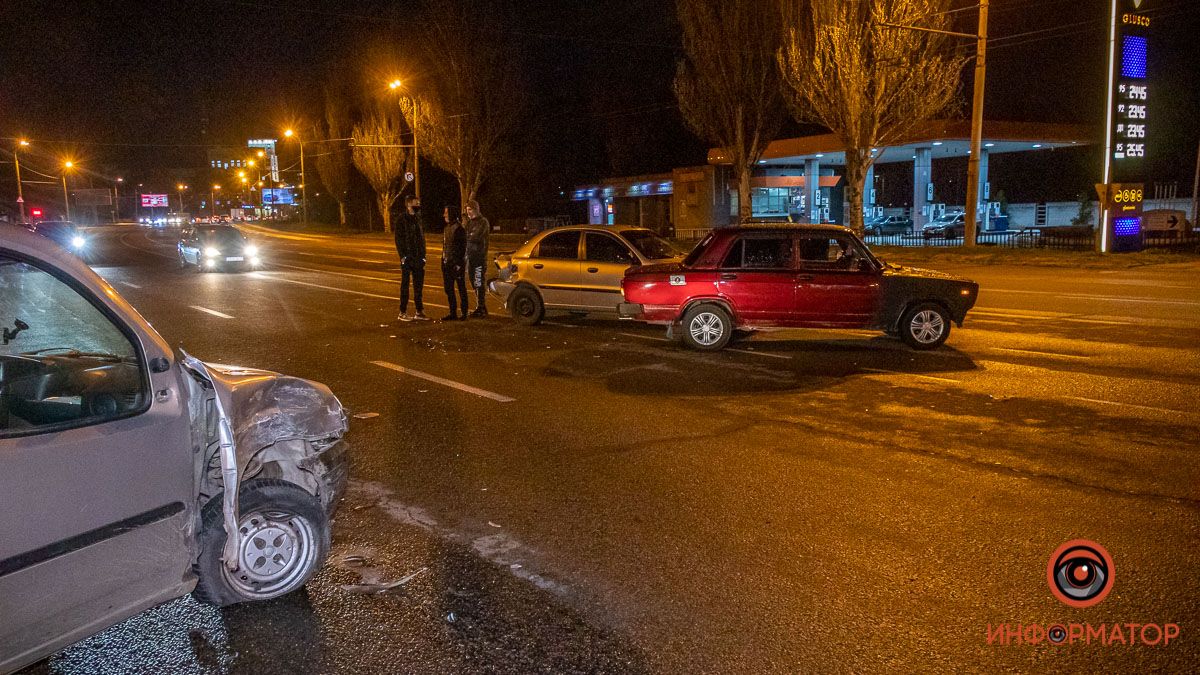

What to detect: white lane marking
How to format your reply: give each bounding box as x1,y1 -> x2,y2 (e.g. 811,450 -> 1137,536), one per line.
370,360 -> 515,403
990,347 -> 1089,360
249,272 -> 448,307
1066,396 -> 1185,414
972,308 -> 1131,326
190,305 -> 234,319
859,367 -> 961,383
985,288 -> 1200,307
119,281 -> 142,289
616,332 -> 791,360
269,263 -> 444,292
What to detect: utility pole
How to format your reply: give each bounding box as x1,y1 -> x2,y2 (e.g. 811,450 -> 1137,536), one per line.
61,175 -> 71,222
413,98 -> 422,201
963,1 -> 989,248
298,140 -> 308,224
13,141 -> 28,222
1192,139 -> 1199,229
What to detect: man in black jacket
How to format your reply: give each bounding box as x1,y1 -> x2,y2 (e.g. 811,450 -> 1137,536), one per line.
393,195 -> 429,321
464,199 -> 490,317
440,205 -> 469,321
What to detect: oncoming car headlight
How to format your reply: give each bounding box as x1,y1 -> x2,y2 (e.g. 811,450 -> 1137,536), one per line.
71,236 -> 86,249
205,247 -> 221,257
244,244 -> 258,256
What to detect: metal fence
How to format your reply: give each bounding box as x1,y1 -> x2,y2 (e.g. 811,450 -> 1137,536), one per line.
864,230 -> 1199,252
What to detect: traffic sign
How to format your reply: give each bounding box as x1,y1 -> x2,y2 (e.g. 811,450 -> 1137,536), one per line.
404,171 -> 415,183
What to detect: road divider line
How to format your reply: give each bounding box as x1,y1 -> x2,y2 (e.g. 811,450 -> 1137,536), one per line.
267,263 -> 444,292
249,272 -> 448,307
990,347 -> 1090,360
859,367 -> 961,383
370,361 -> 515,402
190,305 -> 234,319
984,288 -> 1200,307
1066,396 -> 1184,414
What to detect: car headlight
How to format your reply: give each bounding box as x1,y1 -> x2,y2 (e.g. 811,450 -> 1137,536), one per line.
244,244 -> 258,256
71,236 -> 86,249
205,247 -> 221,257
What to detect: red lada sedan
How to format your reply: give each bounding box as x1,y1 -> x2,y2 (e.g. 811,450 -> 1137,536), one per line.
619,225 -> 978,351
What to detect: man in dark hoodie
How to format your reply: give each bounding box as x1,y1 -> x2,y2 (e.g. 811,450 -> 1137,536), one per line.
463,199 -> 490,317
440,205 -> 468,321
394,194 -> 429,321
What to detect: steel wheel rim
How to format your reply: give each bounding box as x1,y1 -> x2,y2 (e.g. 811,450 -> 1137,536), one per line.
909,310 -> 945,344
221,509 -> 317,598
515,295 -> 535,318
689,312 -> 724,346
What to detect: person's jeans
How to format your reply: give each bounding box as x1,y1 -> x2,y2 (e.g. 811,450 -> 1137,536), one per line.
467,256 -> 486,310
442,261 -> 468,316
400,262 -> 425,314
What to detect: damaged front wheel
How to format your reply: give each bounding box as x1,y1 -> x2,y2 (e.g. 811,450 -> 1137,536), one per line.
193,479 -> 330,606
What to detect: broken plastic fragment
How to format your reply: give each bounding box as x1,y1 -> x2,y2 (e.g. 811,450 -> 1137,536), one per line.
487,521 -> 502,528
353,412 -> 380,419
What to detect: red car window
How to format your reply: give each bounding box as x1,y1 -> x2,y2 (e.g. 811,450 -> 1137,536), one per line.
721,235 -> 794,269
797,235 -> 863,271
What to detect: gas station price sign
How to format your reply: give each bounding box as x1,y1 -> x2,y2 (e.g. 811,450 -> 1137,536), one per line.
1102,0 -> 1152,253
1109,1 -> 1151,176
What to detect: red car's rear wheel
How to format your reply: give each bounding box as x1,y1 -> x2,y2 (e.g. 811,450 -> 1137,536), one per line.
681,304 -> 733,351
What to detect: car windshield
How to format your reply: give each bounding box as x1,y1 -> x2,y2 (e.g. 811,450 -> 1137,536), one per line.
621,230 -> 676,260
198,227 -> 245,244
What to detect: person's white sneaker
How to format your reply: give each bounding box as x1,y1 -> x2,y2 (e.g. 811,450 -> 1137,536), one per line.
413,312 -> 430,321
397,313 -> 413,322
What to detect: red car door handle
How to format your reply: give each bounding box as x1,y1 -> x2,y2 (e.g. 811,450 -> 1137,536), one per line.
797,275 -> 814,282
720,273 -> 738,280
587,267 -> 599,273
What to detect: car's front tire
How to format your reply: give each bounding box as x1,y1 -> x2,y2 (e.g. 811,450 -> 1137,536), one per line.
508,285 -> 544,326
681,304 -> 733,351
193,479 -> 330,606
899,302 -> 951,350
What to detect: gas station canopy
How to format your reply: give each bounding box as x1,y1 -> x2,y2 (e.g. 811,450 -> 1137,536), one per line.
707,120 -> 1095,167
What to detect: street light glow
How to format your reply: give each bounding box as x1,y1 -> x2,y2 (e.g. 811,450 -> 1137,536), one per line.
284,129 -> 294,138
18,139 -> 29,147
63,161 -> 74,169
389,79 -> 402,89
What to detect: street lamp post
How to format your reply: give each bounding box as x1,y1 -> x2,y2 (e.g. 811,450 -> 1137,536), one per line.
177,184 -> 188,212
284,129 -> 308,225
62,161 -> 74,222
211,185 -> 220,219
389,79 -> 421,201
13,140 -> 29,222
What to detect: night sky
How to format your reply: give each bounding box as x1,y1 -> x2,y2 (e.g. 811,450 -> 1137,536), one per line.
1,0 -> 1197,219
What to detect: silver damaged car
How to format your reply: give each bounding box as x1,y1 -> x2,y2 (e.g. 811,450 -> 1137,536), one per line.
0,225 -> 349,673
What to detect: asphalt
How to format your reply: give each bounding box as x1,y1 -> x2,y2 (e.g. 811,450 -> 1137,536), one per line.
22,223 -> 1200,673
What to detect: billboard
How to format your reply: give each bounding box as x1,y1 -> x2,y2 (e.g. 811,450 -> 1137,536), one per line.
261,188 -> 295,205
141,193 -> 170,208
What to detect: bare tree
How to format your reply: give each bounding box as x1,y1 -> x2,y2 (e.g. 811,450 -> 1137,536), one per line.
674,0 -> 786,224
352,102 -> 411,233
778,0 -> 965,233
400,0 -> 524,208
311,90 -> 354,227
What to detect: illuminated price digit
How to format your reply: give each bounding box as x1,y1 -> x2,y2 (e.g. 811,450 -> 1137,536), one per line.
1126,105 -> 1147,119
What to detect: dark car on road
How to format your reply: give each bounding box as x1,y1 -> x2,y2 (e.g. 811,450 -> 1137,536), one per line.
864,215 -> 913,236
618,225 -> 978,351
1,226 -> 348,672
27,220 -> 88,255
921,212 -> 967,239
178,224 -> 261,271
